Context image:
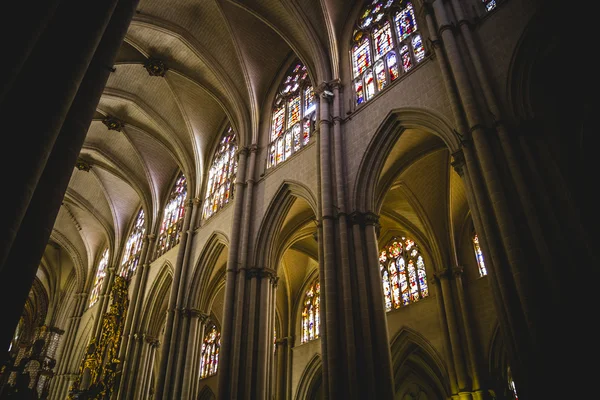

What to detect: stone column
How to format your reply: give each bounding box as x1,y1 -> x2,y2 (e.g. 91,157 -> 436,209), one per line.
190,313 -> 209,399
274,337 -> 290,400
0,0 -> 142,360
139,339 -> 160,400
434,267 -> 471,398
154,197 -> 196,399
217,146 -> 248,399
180,308 -> 202,399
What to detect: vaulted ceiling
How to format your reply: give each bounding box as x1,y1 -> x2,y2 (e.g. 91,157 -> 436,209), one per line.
46,0 -> 363,319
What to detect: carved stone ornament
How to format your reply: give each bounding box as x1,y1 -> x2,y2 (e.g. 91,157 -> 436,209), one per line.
143,57 -> 168,77
75,159 -> 92,172
102,116 -> 125,132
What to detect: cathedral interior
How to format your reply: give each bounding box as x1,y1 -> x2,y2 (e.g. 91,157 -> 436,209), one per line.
0,0 -> 595,399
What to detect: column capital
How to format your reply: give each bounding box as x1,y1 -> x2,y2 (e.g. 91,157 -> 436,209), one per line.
433,266 -> 463,281
193,197 -> 202,206
236,146 -> 250,158
246,267 -> 277,281
450,149 -> 466,176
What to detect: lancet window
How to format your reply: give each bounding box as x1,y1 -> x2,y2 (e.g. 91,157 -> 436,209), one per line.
199,322 -> 221,379
203,127 -> 237,219
351,0 -> 426,106
119,209 -> 145,279
155,172 -> 187,259
379,236 -> 429,311
89,248 -> 109,307
473,233 -> 487,277
301,278 -> 320,343
268,61 -> 316,169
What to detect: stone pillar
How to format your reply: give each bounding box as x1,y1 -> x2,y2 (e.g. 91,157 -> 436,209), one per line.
154,197 -> 196,399
190,313 -> 209,399
180,308 -> 202,399
0,0 -> 142,362
274,337 -> 290,400
139,339 -> 160,400
434,267 -> 471,398
217,146 -> 248,399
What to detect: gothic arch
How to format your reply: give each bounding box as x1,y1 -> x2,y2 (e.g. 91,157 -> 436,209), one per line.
197,384 -> 216,400
294,354 -> 323,400
390,327 -> 449,399
140,262 -> 173,339
253,180 -> 318,271
186,231 -> 229,310
352,107 -> 460,213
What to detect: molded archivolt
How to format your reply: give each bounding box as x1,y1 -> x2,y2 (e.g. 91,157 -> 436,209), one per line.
352,107 -> 460,213
390,328 -> 449,399
186,231 -> 229,310
294,354 -> 322,400
253,181 -> 318,271
140,262 -> 173,339
197,385 -> 216,400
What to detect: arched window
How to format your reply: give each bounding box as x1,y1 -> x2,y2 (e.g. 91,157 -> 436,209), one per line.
203,126 -> 238,219
507,366 -> 519,399
472,233 -> 487,277
199,322 -> 221,379
119,209 -> 145,280
301,278 -> 320,343
267,61 -> 316,169
155,172 -> 187,259
482,0 -> 497,13
379,236 -> 429,311
89,248 -> 109,307
351,0 -> 425,106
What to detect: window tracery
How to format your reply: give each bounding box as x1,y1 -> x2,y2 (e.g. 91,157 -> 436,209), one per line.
89,248 -> 109,307
268,61 -> 315,169
379,236 -> 429,311
119,209 -> 145,280
155,172 -> 187,259
203,126 -> 238,219
351,0 -> 425,106
301,278 -> 320,343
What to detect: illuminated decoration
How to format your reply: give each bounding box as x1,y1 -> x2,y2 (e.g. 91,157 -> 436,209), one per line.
155,172 -> 187,259
75,158 -> 92,172
102,116 -> 124,132
301,278 -> 320,343
119,209 -> 145,280
379,236 -> 429,311
89,248 -> 109,308
507,366 -> 519,399
69,276 -> 129,400
268,60 -> 315,169
203,126 -> 238,219
199,322 -> 221,379
482,0 -> 497,12
143,57 -> 168,77
352,1 -> 426,106
473,233 -> 487,277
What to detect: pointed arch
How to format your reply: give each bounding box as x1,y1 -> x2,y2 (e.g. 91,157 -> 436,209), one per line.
389,327 -> 450,399
352,107 -> 460,213
186,231 -> 229,310
197,385 -> 216,400
140,262 -> 173,338
294,354 -> 322,400
253,180 -> 318,270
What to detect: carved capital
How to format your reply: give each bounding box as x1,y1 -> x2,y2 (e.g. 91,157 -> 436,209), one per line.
434,266 -> 463,281
450,149 -> 466,176
143,57 -> 168,77
102,116 -> 125,132
199,313 -> 211,324
246,267 -> 277,281
236,146 -> 250,158
75,158 -> 92,172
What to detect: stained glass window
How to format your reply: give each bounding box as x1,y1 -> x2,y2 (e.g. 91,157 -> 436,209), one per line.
507,366 -> 518,399
119,209 -> 145,280
379,236 -> 428,311
301,278 -> 320,344
472,233 -> 487,277
199,322 -> 221,379
351,1 -> 426,106
268,60 -> 315,169
155,172 -> 187,259
89,248 -> 109,307
203,127 -> 238,219
482,0 -> 497,12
